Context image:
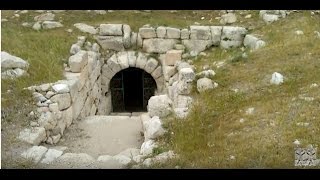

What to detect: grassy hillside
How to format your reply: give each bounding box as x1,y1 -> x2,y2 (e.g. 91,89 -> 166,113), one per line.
1,10 -> 320,168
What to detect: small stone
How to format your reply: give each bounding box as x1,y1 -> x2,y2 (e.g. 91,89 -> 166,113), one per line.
70,44 -> 81,55
293,139 -> 301,146
92,43 -> 100,52
245,107 -> 255,115
45,91 -> 55,99
245,14 -> 252,18
22,22 -> 32,27
32,92 -> 47,102
242,53 -> 248,59
66,29 -> 73,33
29,111 -> 35,116
32,22 -> 42,30
199,52 -> 207,56
239,118 -> 245,123
310,83 -> 318,88
39,83 -> 51,92
94,10 -> 107,15
295,30 -> 304,35
77,36 -> 86,46
196,70 -> 215,79
314,31 -> 320,39
270,72 -> 284,85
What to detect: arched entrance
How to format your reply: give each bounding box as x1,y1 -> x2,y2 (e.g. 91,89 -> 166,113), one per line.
110,67 -> 157,112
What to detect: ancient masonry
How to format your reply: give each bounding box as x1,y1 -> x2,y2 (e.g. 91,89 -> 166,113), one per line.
18,24 -> 259,146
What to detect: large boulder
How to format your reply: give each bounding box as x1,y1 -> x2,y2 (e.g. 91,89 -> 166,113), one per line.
1,52 -> 29,79
179,68 -> 195,82
34,13 -> 55,21
156,26 -> 166,38
197,77 -> 217,92
1,51 -> 29,70
143,39 -> 178,53
143,116 -> 166,140
21,146 -> 48,163
182,40 -> 212,56
38,111 -> 57,130
99,24 -> 123,36
196,70 -> 216,79
144,58 -> 159,74
52,83 -> 70,94
123,24 -> 131,48
40,149 -> 64,164
1,68 -> 28,79
147,95 -> 173,118
174,108 -> 190,119
190,26 -> 211,40
95,36 -> 124,51
68,50 -> 88,73
18,127 -> 46,145
42,21 -> 63,29
180,29 -> 190,39
50,93 -> 71,111
220,13 -> 237,24
55,153 -> 95,168
220,26 -> 247,49
166,27 -> 180,39
139,27 -> 156,38
74,23 -> 97,34
243,34 -> 266,50
262,14 -> 279,24
164,50 -> 182,66
70,44 -> 81,55
210,26 -> 223,45
140,140 -> 157,156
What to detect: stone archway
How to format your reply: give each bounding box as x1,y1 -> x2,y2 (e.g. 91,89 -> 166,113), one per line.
100,51 -> 165,114
110,67 -> 157,112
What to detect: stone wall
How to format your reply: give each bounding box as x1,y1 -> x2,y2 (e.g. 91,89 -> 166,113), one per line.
94,24 -> 248,56
21,49 -> 103,145
19,23 -> 249,146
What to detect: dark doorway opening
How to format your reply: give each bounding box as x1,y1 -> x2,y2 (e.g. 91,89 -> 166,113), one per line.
110,68 -> 157,112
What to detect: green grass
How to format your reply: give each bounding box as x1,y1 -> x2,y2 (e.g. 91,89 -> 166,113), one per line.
1,10 -> 320,168
156,12 -> 320,168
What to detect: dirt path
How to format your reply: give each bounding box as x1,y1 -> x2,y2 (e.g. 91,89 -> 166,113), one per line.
57,115 -> 144,158
37,115 -> 144,168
